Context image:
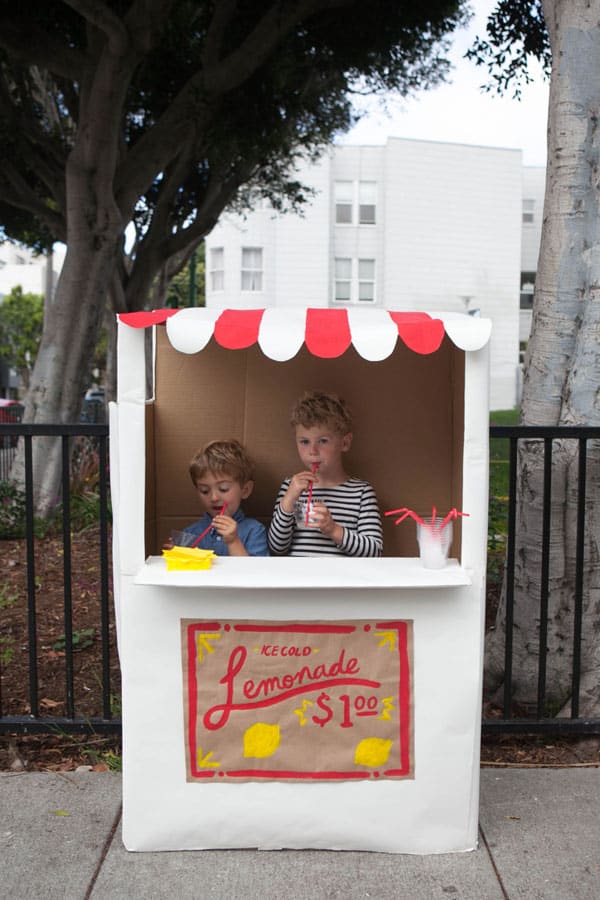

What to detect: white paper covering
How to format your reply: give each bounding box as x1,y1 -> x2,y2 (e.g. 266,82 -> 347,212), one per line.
156,307 -> 492,358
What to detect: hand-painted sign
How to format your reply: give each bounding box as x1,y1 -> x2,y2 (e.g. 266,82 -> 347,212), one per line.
181,619 -> 413,783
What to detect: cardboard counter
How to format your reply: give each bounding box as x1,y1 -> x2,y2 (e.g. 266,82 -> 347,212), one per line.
110,307 -> 490,854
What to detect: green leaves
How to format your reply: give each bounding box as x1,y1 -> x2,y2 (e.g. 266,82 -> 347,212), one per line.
0,284 -> 43,381
465,0 -> 551,98
52,628 -> 95,653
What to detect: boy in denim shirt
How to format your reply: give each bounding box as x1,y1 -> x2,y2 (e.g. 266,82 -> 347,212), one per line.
184,439 -> 268,556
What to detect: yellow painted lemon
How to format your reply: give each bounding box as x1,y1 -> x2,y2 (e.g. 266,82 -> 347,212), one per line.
243,722 -> 281,758
354,737 -> 393,767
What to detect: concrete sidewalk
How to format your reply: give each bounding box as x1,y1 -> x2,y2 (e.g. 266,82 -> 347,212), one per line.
1,768 -> 599,900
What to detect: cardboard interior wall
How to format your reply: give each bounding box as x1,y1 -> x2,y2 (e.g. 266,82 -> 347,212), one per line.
145,325 -> 465,558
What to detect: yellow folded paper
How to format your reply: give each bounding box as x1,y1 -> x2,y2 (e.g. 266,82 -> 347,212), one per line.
162,546 -> 216,571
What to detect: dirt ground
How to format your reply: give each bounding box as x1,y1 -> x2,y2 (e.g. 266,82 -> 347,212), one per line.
0,527 -> 121,772
1,532 -> 599,772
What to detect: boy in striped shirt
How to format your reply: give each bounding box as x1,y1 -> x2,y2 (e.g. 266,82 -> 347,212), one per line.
268,392 -> 383,557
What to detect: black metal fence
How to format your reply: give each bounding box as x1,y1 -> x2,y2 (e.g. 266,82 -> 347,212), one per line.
1,422 -> 599,738
0,422 -> 116,735
485,425 -> 600,736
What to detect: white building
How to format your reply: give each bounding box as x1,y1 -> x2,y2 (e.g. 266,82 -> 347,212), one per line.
520,165 -> 545,344
0,242 -> 64,301
206,138 -> 544,410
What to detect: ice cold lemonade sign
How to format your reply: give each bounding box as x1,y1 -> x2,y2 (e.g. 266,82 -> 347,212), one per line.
181,619 -> 414,782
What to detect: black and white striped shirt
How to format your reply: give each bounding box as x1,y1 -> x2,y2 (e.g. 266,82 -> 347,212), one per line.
268,478 -> 383,557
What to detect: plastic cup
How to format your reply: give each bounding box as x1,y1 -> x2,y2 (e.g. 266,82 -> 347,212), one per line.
295,499 -> 318,528
170,529 -> 199,548
416,518 -> 453,569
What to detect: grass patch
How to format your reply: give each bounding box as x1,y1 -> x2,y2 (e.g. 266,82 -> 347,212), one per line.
489,407 -> 519,497
487,408 -> 519,587
490,408 -> 520,426
490,407 -> 519,461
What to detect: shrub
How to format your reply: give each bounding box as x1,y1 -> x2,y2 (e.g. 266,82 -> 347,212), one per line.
0,481 -> 27,538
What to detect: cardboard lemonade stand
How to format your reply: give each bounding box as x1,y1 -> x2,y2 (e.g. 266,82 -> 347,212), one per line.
110,307 -> 490,854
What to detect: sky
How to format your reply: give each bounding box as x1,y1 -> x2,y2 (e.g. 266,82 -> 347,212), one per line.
338,0 -> 549,167
54,0 -> 549,264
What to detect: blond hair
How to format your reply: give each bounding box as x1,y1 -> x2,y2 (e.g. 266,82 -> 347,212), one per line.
290,391 -> 353,435
189,439 -> 255,487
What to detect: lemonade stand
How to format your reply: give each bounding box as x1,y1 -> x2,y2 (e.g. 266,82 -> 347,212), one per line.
110,307 -> 490,853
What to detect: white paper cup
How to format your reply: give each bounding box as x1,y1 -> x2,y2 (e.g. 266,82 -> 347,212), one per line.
416,518 -> 453,569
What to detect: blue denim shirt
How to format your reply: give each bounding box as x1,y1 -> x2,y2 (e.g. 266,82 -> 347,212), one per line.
183,508 -> 269,556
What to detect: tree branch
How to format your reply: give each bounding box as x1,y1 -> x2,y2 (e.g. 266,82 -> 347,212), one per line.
123,144 -> 199,290
123,0 -> 178,52
116,0 -> 354,210
13,141 -> 65,210
115,94 -> 207,215
164,160 -> 258,259
0,17 -> 84,80
0,71 -> 68,212
202,0 -> 239,69
203,0 -> 351,94
62,0 -> 129,53
0,162 -> 65,240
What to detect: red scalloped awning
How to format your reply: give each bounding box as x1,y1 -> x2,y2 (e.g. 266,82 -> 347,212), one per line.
305,308 -> 353,357
118,307 -> 490,359
213,308 -> 265,349
119,308 -> 180,328
387,312 -> 446,356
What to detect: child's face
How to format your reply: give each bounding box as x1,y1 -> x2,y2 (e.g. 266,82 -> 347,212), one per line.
194,470 -> 252,518
295,423 -> 352,477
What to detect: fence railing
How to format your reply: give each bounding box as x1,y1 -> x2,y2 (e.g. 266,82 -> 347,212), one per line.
485,425 -> 600,736
0,422 -> 116,735
1,422 -> 599,738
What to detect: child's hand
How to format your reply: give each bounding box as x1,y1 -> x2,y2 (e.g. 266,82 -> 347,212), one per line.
211,514 -> 238,544
212,514 -> 248,557
311,502 -> 343,545
281,469 -> 318,512
162,537 -> 174,550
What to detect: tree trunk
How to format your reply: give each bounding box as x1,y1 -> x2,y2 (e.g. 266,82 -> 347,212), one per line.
10,22 -> 137,514
485,0 -> 600,718
104,302 -> 118,403
12,226 -> 118,515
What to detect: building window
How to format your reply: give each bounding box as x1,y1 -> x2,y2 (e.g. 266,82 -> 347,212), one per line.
334,181 -> 353,224
358,181 -> 376,224
520,271 -> 535,309
335,180 -> 377,225
334,257 -> 352,301
358,259 -> 375,301
519,340 -> 528,365
334,257 -> 376,304
241,247 -> 263,291
522,198 -> 535,224
209,247 -> 224,292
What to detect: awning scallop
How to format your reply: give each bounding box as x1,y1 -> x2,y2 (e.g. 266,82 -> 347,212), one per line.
118,307 -> 491,360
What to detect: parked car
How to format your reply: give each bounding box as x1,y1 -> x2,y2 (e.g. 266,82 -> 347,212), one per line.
80,387 -> 106,424
0,398 -> 24,448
